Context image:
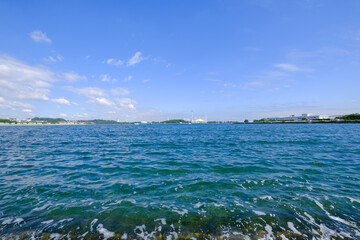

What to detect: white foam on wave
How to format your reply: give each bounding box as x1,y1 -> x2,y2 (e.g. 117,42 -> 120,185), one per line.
81,231 -> 88,237
167,224 -> 179,240
260,196 -> 273,200
234,200 -> 244,206
155,218 -> 166,225
33,203 -> 52,211
1,218 -> 12,225
13,217 -> 24,224
303,212 -> 316,225
346,196 -> 360,204
90,218 -> 98,231
41,220 -> 54,225
134,224 -> 157,240
49,233 -> 61,240
194,202 -> 204,208
97,224 -> 115,240
58,218 -> 73,223
172,208 -> 188,216
257,224 -> 275,240
110,198 -> 137,205
253,210 -> 266,216
287,222 -> 301,235
279,234 -> 289,240
314,199 -> 357,228
213,203 -> 224,207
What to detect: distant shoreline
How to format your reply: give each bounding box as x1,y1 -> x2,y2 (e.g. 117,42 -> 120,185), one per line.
244,121 -> 360,124
1,121 -> 360,126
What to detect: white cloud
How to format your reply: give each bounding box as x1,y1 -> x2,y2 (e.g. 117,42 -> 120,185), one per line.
61,72 -> 87,82
74,87 -> 105,98
223,83 -> 236,87
90,97 -> 115,107
0,55 -> 56,101
127,51 -> 144,66
123,75 -> 133,82
52,98 -> 71,106
115,98 -> 136,111
59,113 -> 67,117
142,79 -> 150,83
22,109 -> 32,113
100,74 -> 117,83
29,30 -> 52,43
247,81 -> 265,87
111,87 -> 130,96
205,78 -> 221,82
0,96 -> 33,110
274,63 -> 301,72
70,86 -> 136,112
44,55 -> 63,63
106,58 -> 123,66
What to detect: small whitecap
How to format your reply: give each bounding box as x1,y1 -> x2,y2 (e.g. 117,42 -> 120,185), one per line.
13,218 -> 24,224
155,218 -> 166,225
90,218 -> 98,231
97,223 -> 115,240
33,203 -> 51,211
41,220 -> 54,225
253,210 -> 266,216
172,208 -> 188,216
260,196 -> 273,200
287,222 -> 301,235
2,218 -> 12,225
49,233 -> 61,240
280,234 -> 289,240
213,203 -> 224,207
194,202 -> 204,208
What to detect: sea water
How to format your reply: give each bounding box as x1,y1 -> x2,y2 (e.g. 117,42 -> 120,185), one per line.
0,124 -> 359,239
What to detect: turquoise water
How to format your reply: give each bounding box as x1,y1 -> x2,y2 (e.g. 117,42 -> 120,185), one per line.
0,124 -> 359,239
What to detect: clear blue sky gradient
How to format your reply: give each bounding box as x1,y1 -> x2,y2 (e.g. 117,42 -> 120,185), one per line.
0,0 -> 359,121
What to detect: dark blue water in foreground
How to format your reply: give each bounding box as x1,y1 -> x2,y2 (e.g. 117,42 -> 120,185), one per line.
0,124 -> 359,239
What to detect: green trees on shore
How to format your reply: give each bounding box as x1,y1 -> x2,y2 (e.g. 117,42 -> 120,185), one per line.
336,113 -> 360,120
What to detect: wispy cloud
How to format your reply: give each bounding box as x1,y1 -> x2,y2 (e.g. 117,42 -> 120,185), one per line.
90,97 -> 115,107
274,63 -> 303,72
123,75 -> 133,82
44,55 -> 63,63
29,30 -> 52,43
0,96 -> 33,110
127,51 -> 144,66
61,72 -> 87,82
70,86 -> 136,111
111,87 -> 130,96
72,87 -> 105,98
205,78 -> 221,82
246,81 -> 265,87
0,55 -> 56,103
106,58 -> 123,66
22,109 -> 33,113
100,74 -> 117,83
52,98 -> 71,106
115,98 -> 136,111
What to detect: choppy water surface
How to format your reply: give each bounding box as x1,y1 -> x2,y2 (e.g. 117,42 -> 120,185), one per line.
0,124 -> 359,239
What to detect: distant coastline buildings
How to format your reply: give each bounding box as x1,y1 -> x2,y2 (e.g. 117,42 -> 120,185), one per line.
261,113 -> 330,122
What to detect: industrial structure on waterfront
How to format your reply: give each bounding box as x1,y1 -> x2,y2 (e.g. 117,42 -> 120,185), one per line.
263,113 -> 330,122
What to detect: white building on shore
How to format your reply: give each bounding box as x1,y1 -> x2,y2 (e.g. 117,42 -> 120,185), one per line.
266,113 -> 329,122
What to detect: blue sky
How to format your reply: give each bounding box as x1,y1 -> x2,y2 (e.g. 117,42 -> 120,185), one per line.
0,0 -> 359,121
